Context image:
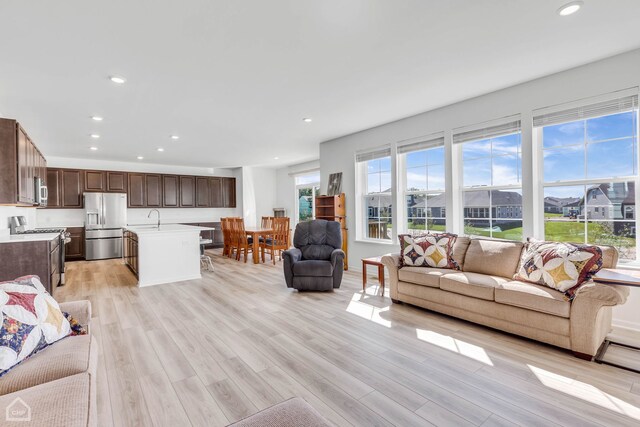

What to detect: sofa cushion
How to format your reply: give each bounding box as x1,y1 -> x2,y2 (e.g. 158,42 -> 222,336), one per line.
440,272 -> 509,300
0,373 -> 91,427
398,233 -> 458,269
514,240 -> 603,297
463,239 -> 524,278
495,281 -> 570,318
0,335 -> 95,395
0,276 -> 72,377
293,260 -> 333,277
452,236 -> 471,269
398,267 -> 452,288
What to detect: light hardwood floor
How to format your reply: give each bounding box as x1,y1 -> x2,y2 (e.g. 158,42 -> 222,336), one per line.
55,251 -> 640,427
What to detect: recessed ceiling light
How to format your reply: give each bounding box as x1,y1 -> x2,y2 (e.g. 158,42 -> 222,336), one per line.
157,148 -> 164,152
171,135 -> 180,140
109,76 -> 126,84
558,1 -> 583,16
302,118 -> 312,123
91,116 -> 103,121
274,157 -> 279,160
137,156 -> 144,160
90,134 -> 100,139
89,146 -> 98,151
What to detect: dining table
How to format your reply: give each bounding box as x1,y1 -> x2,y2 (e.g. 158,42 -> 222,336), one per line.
245,226 -> 273,264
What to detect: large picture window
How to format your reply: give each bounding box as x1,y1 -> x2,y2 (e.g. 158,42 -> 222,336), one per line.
398,135 -> 446,235
455,119 -> 523,240
535,94 -> 639,261
356,147 -> 393,240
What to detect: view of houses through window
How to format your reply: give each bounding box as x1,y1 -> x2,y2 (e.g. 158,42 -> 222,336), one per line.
365,156 -> 393,240
539,108 -> 638,260
458,121 -> 523,240
402,142 -> 446,235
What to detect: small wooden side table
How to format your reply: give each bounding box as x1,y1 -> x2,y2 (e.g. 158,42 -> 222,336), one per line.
362,256 -> 385,294
593,268 -> 640,373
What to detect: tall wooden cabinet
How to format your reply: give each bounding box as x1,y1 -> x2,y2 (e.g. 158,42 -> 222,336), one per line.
0,118 -> 47,206
315,193 -> 348,270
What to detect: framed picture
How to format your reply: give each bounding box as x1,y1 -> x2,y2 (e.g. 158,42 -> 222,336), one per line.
327,172 -> 342,196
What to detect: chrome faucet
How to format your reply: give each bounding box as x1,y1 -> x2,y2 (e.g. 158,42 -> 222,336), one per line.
147,209 -> 161,228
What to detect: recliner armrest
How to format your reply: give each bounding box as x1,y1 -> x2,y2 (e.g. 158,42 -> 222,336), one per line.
283,248 -> 303,263
330,249 -> 345,268
282,248 -> 302,288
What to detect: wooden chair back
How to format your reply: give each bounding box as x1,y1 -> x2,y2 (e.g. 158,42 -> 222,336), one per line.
261,216 -> 274,229
272,217 -> 290,247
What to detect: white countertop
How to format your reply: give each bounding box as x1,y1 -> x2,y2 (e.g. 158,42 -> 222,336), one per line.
124,224 -> 214,235
0,233 -> 61,243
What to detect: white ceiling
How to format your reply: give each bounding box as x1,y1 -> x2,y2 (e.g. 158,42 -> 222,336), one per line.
1,0 -> 640,168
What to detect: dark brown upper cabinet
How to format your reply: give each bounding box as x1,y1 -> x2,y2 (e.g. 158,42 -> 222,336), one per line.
61,169 -> 83,208
195,177 -> 210,207
162,175 -> 179,207
180,176 -> 195,207
84,170 -> 106,192
106,172 -> 127,192
128,173 -> 146,207
146,174 -> 162,207
46,168 -> 61,208
209,177 -> 224,208
222,177 -> 236,208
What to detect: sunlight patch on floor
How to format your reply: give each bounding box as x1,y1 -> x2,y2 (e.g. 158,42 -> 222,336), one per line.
528,365 -> 640,420
416,329 -> 493,365
346,293 -> 391,327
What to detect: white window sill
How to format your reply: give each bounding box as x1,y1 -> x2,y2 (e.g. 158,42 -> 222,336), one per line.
354,238 -> 397,245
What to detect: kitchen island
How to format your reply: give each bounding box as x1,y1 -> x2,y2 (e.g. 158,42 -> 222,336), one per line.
123,224 -> 214,287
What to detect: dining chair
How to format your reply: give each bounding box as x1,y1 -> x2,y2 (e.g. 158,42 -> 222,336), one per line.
261,216 -> 273,229
221,217 -> 232,257
232,218 -> 253,262
260,217 -> 290,264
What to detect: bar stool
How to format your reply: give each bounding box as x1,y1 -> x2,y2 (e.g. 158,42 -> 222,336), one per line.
200,238 -> 214,271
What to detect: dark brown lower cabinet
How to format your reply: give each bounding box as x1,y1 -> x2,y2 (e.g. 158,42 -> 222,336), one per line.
182,222 -> 222,249
66,227 -> 85,260
124,231 -> 139,278
0,237 -> 60,295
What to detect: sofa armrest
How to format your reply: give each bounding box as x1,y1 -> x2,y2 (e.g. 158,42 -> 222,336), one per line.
573,281 -> 630,305
282,248 -> 302,288
381,254 -> 401,300
569,281 -> 630,357
59,300 -> 92,330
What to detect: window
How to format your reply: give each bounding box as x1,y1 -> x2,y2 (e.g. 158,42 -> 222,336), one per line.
535,94 -> 639,261
295,172 -> 320,224
356,147 -> 393,240
398,135 -> 446,235
455,118 -> 523,240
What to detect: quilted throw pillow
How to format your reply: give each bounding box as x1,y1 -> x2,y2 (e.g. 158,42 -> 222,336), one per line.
399,233 -> 459,269
0,275 -> 71,376
514,240 -> 603,298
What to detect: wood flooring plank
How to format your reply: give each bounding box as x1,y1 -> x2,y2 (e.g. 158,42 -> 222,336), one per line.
360,391 -> 434,427
173,376 -> 229,427
415,400 -> 479,427
106,363 -> 153,427
480,414 -> 519,427
146,328 -> 196,383
138,371 -> 191,427
207,378 -> 258,423
122,326 -> 165,377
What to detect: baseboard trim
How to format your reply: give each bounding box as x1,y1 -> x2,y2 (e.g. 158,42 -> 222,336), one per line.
612,320 -> 640,332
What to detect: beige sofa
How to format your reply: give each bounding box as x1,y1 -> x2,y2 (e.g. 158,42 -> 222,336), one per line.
0,300 -> 96,427
382,237 -> 630,359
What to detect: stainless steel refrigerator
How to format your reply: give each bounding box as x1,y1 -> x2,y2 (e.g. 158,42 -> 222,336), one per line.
84,193 -> 127,260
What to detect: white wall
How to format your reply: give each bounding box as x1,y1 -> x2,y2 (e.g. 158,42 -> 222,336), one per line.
319,48 -> 640,331
275,160 -> 320,224
0,206 -> 37,237
241,166 -> 278,227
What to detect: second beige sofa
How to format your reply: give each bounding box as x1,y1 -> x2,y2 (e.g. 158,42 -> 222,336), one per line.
382,237 -> 630,358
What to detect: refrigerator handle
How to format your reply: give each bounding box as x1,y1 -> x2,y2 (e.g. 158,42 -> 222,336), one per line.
102,197 -> 106,225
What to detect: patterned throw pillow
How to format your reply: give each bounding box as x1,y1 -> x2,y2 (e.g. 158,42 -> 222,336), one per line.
514,240 -> 603,298
64,312 -> 88,336
398,233 -> 459,269
0,276 -> 71,377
